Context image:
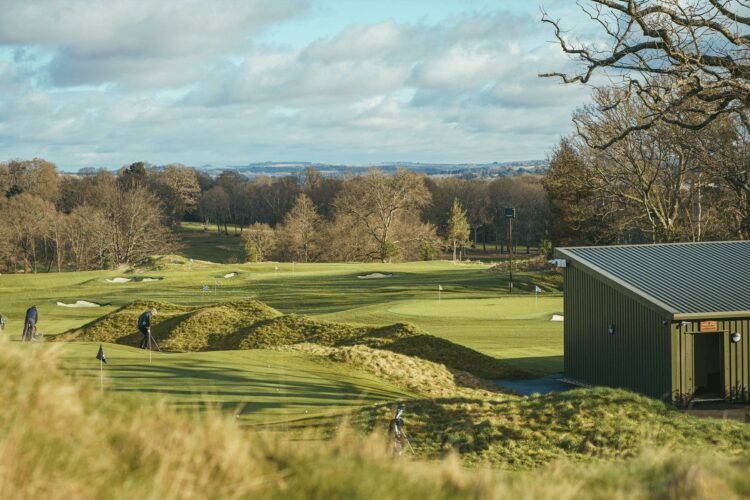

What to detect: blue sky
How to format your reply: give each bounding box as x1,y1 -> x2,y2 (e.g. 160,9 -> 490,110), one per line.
0,0 -> 591,170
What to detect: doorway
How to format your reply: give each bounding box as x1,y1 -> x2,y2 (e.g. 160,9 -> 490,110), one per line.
693,333 -> 724,398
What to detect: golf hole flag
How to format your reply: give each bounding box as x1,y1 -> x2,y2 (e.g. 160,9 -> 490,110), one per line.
438,285 -> 443,291
96,344 -> 107,364
535,286 -> 542,293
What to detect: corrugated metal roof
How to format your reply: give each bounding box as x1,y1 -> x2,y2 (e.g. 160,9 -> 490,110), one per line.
557,241 -> 750,316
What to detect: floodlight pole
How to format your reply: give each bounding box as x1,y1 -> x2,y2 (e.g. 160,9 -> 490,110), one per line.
506,211 -> 514,294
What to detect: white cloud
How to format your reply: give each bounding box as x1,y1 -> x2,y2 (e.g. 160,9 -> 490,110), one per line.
0,1 -> 594,168
0,0 -> 308,87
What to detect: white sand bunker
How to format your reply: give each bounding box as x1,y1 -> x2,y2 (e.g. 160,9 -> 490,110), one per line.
358,273 -> 393,279
223,272 -> 237,278
57,300 -> 102,308
141,277 -> 162,282
551,314 -> 564,322
105,277 -> 131,283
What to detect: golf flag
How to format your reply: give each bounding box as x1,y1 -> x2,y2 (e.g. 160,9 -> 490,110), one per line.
535,286 -> 542,293
96,344 -> 107,364
438,285 -> 443,291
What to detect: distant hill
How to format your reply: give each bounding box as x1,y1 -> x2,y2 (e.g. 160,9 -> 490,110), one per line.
201,160 -> 548,179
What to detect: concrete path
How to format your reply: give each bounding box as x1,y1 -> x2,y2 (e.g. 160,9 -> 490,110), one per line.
495,373 -> 573,396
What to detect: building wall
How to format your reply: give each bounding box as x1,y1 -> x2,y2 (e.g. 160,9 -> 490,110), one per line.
672,318 -> 750,401
564,262 -> 673,399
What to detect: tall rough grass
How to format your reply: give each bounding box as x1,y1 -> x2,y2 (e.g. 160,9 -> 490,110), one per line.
3,340 -> 750,498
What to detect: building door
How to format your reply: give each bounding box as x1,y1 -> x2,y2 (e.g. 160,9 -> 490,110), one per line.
693,333 -> 724,398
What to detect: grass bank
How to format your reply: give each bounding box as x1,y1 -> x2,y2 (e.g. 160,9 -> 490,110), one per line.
3,342 -> 750,499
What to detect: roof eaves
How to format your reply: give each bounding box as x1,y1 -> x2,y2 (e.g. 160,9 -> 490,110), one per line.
556,247 -> 679,319
673,310 -> 750,321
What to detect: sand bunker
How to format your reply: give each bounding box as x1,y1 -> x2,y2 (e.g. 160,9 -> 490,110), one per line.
223,272 -> 237,278
357,273 -> 393,279
106,276 -> 163,283
551,314 -> 564,322
57,300 -> 102,308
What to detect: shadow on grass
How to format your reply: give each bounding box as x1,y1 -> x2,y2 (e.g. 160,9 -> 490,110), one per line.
496,355 -> 564,375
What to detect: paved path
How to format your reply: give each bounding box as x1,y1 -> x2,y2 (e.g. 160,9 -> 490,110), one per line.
495,373 -> 573,396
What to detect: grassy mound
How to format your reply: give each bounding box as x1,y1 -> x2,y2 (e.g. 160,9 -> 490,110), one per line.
357,387 -> 750,468
59,300 -> 195,344
354,323 -> 528,380
62,299 -> 527,380
288,344 -> 499,398
237,315 -> 366,349
161,300 -> 280,351
238,318 -> 523,379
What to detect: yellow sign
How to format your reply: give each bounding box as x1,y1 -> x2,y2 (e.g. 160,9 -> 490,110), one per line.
700,321 -> 719,332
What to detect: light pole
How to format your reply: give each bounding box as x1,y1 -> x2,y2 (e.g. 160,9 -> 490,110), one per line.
505,207 -> 516,294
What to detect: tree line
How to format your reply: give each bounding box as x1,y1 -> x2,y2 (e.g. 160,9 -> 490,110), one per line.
0,160 -> 182,272
0,159 -> 548,272
542,0 -> 750,247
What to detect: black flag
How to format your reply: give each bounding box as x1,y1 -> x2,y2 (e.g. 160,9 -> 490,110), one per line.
96,344 -> 107,364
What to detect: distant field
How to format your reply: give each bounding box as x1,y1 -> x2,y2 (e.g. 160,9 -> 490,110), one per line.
0,260 -> 563,375
175,222 -> 246,263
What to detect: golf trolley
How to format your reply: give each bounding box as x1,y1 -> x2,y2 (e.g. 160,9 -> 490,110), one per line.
388,406 -> 415,456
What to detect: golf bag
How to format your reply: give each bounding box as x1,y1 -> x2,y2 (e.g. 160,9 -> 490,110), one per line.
388,407 -> 406,456
22,320 -> 36,342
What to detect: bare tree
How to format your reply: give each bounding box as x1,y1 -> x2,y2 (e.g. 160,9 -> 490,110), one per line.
242,223 -> 276,262
278,194 -> 321,262
333,169 -> 431,262
542,0 -> 750,145
199,186 -> 231,233
97,183 -> 176,266
546,87 -> 729,243
65,206 -> 108,270
0,194 -> 54,272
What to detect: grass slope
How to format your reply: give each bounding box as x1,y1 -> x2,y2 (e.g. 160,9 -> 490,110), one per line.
4,343 -> 750,499
62,299 -> 527,380
57,342 -> 414,424
357,387 -> 750,468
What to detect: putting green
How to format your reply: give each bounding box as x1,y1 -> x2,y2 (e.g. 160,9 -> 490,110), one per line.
318,296 -> 563,374
53,342 -> 414,425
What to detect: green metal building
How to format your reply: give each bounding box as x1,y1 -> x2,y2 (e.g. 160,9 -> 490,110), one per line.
554,241 -> 750,402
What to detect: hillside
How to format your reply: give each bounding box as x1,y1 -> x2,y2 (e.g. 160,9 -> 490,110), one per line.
60,299 -> 528,380
3,343 -> 750,499
356,387 -> 750,468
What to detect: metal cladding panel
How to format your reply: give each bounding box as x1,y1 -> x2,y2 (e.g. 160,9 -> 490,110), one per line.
673,318 -> 750,401
564,262 -> 672,399
559,241 -> 750,315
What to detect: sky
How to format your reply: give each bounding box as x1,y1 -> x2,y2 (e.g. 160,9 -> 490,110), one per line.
0,0 -> 593,171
